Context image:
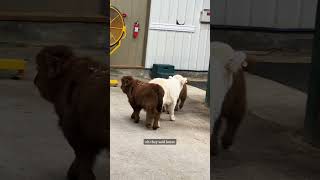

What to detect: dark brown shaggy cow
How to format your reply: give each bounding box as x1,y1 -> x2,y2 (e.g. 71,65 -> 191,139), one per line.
121,76 -> 164,129
212,67 -> 247,156
175,83 -> 187,111
34,45 -> 108,180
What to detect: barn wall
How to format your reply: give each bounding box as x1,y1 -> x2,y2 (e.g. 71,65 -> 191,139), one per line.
145,0 -> 210,71
213,0 -> 318,29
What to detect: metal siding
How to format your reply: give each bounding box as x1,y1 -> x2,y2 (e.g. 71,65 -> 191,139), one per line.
300,0 -> 318,28
213,0 -> 318,29
250,0 -> 277,27
276,0 -> 301,28
212,0 -> 226,25
226,0 -> 251,26
146,0 -> 210,71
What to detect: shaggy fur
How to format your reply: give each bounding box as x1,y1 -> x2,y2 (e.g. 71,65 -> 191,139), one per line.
212,69 -> 247,156
149,75 -> 188,121
34,45 -> 108,180
211,42 -> 247,156
121,76 -> 164,129
163,82 -> 187,113
175,83 -> 187,111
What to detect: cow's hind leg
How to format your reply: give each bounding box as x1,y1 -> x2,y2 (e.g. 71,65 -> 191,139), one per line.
221,115 -> 243,150
175,99 -> 180,111
153,112 -> 161,130
133,107 -> 142,123
145,112 -> 154,129
77,150 -> 97,180
67,157 -> 79,180
169,102 -> 176,121
212,115 -> 223,156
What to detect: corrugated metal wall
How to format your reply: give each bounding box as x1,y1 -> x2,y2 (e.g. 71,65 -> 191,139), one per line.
213,0 -> 318,29
145,0 -> 210,71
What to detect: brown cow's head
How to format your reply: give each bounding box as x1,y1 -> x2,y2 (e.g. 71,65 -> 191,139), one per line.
120,76 -> 134,94
34,45 -> 74,102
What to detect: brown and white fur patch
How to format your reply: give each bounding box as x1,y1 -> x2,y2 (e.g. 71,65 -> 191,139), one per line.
149,75 -> 188,121
211,42 -> 248,156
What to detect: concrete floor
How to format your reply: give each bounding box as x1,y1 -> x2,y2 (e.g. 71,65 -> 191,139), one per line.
213,113 -> 320,180
212,73 -> 320,180
0,51 -> 107,180
110,83 -> 210,179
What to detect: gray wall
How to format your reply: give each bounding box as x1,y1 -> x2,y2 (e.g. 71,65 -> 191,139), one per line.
0,21 -> 107,49
213,0 -> 318,29
0,0 -> 105,16
212,29 -> 313,51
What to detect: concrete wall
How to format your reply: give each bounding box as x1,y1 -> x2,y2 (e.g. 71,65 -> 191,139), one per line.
0,21 -> 107,49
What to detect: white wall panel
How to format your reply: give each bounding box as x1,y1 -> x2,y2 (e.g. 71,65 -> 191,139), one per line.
212,0 -> 318,29
146,0 -> 211,71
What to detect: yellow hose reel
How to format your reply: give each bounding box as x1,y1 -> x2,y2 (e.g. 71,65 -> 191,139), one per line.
110,5 -> 126,55
110,5 -> 126,86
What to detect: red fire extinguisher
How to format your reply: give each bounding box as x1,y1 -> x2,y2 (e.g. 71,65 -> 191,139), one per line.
133,21 -> 139,39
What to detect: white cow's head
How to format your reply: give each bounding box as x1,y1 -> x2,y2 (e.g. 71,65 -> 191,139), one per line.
212,42 -> 247,73
225,51 -> 248,73
171,74 -> 188,85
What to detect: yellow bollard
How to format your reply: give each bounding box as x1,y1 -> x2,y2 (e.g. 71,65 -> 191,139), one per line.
0,59 -> 26,79
110,80 -> 119,87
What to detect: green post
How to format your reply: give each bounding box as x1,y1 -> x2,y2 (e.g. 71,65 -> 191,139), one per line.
206,64 -> 210,106
305,0 -> 320,147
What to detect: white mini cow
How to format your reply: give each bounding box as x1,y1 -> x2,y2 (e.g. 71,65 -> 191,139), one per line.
149,75 -> 188,121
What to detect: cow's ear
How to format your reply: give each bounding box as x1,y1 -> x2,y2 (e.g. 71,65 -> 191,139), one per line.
226,51 -> 247,72
242,61 -> 248,67
181,78 -> 188,85
233,51 -> 247,62
123,77 -> 133,86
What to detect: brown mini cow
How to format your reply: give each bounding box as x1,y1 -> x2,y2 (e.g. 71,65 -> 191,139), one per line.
34,45 -> 108,180
121,76 -> 164,129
